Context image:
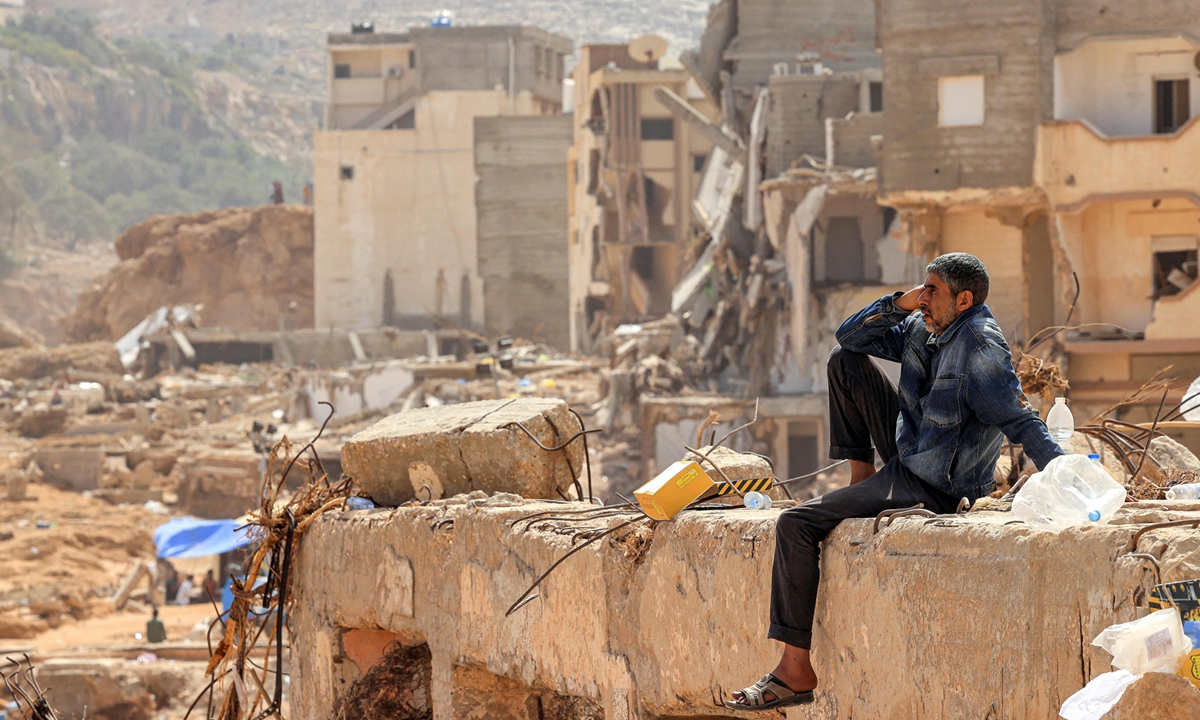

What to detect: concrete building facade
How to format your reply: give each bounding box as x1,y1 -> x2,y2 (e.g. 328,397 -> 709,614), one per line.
566,43 -> 719,351
474,115 -> 573,347
314,25 -> 572,332
878,0 -> 1200,446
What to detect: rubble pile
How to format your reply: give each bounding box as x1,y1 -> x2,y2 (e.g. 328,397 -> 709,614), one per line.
62,205 -> 315,343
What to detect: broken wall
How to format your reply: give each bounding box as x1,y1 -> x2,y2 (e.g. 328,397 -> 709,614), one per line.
827,111 -> 883,169
475,115 -> 573,348
291,499 -> 1200,719
726,0 -> 879,89
766,74 -> 861,177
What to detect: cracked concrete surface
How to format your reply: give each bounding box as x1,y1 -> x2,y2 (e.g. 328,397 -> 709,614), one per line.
291,496 -> 1200,718
342,399 -> 586,505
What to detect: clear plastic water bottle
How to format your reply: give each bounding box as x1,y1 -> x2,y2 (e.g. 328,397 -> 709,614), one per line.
743,491 -> 773,510
1046,397 -> 1075,450
1165,484 -> 1200,501
346,497 -> 376,510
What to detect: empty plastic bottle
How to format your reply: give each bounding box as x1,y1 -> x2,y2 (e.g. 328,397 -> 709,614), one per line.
743,491 -> 773,510
1046,397 -> 1075,449
346,497 -> 376,510
1165,484 -> 1200,501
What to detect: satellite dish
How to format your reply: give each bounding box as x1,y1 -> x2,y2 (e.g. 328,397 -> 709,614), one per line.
628,34 -> 669,65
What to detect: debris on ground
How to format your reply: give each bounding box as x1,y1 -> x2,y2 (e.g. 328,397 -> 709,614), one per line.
332,642 -> 434,720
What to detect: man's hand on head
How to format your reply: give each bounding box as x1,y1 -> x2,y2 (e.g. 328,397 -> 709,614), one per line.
894,285 -> 924,313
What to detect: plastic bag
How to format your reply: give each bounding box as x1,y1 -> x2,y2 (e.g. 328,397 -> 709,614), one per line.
1092,609 -> 1193,676
1184,375 -> 1200,422
1058,670 -> 1138,720
1011,454 -> 1127,532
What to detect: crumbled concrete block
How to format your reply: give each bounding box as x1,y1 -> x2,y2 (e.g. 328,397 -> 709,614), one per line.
13,404 -> 67,438
34,447 -> 105,490
683,445 -> 772,483
342,398 -> 585,506
1109,671 -> 1200,719
36,659 -> 155,720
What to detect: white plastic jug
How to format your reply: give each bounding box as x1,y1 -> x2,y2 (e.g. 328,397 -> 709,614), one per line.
1011,454 -> 1127,532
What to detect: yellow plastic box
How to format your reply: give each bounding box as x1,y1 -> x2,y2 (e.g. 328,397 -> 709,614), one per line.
633,461 -> 715,520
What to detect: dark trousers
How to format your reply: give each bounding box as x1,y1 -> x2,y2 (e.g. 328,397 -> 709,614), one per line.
767,349 -> 961,649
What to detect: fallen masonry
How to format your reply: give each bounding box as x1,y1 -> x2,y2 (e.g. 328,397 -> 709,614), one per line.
291,495 -> 1200,719
342,398 -> 587,505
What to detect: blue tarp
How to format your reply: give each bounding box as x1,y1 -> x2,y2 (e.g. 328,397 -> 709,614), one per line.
153,517 -> 255,559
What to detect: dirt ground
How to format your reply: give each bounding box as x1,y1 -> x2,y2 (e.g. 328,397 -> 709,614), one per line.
0,482 -> 163,638
21,603 -> 214,654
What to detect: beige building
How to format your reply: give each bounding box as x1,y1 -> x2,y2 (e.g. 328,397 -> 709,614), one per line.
878,1 -> 1200,448
566,43 -> 719,351
314,25 -> 572,331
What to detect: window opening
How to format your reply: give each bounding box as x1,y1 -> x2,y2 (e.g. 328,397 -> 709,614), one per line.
1152,236 -> 1199,297
1154,78 -> 1190,134
631,246 -> 656,280
824,216 -> 865,282
334,64 -> 351,79
640,118 -> 675,141
869,81 -> 883,113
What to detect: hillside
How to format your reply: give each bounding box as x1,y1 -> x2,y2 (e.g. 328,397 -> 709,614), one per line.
0,12 -> 311,259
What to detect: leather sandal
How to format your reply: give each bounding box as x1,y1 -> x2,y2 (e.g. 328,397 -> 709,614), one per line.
724,673 -> 815,711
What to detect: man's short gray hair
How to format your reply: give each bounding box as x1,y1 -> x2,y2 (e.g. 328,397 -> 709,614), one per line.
927,252 -> 989,306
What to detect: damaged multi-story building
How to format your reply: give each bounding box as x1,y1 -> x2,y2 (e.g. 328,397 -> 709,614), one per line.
601,0 -> 937,486
565,41 -> 719,351
877,0 -> 1200,450
313,23 -> 574,346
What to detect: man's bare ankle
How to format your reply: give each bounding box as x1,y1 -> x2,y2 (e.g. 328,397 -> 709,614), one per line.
849,459 -> 877,484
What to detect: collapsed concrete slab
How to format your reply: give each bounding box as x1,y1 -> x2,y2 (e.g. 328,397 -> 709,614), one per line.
341,399 -> 585,505
34,657 -> 205,720
291,496 -> 1200,719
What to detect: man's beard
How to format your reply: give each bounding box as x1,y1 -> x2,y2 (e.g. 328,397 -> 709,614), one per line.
922,305 -> 960,335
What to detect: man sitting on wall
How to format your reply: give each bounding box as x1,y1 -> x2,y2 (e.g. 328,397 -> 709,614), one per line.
727,252 -> 1064,711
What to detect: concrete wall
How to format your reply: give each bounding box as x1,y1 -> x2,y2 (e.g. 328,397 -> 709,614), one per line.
315,91 -> 518,331
766,74 -> 862,177
728,0 -> 879,89
878,0 -> 1051,196
939,206 -> 1028,339
411,26 -> 571,107
474,115 -> 573,347
827,111 -> 883,169
1054,36 -> 1200,137
1036,115 -> 1200,211
291,498 -> 1200,719
1057,197 -> 1200,334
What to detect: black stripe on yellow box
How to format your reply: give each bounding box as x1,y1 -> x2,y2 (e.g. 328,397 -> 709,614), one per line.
715,477 -> 774,495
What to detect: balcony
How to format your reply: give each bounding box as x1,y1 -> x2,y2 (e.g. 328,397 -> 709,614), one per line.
1036,115 -> 1200,211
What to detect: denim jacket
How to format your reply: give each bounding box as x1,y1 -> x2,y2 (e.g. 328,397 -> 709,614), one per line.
836,293 -> 1064,499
